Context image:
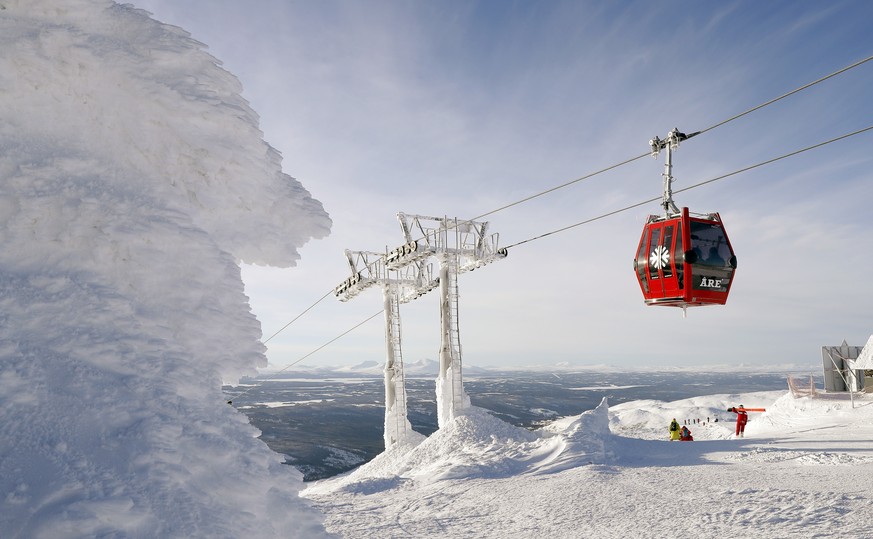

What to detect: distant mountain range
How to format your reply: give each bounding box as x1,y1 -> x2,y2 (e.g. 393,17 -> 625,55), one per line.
249,359 -> 821,382
255,358 -> 497,379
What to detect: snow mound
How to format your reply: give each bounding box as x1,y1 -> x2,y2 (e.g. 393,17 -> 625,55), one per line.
532,397 -> 612,473
306,399 -> 612,497
0,2 -> 331,537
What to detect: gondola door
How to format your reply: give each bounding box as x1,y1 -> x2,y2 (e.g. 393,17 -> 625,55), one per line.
634,217 -> 684,305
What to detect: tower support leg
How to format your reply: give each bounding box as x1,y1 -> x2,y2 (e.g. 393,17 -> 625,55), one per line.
382,288 -> 412,446
436,256 -> 468,428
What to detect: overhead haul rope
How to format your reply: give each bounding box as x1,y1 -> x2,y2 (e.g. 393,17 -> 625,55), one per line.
252,53 -> 873,365
503,124 -> 873,250
468,151 -> 650,221
232,121 -> 873,401
695,53 -> 873,137
470,52 -> 873,222
261,289 -> 333,345
228,309 -> 384,403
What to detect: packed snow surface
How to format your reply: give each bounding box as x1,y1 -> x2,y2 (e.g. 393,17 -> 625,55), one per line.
0,1 -> 331,537
305,391 -> 873,539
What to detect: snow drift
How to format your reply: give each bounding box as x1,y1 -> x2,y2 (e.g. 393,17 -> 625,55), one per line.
305,391 -> 873,539
305,399 -> 612,498
0,1 -> 331,537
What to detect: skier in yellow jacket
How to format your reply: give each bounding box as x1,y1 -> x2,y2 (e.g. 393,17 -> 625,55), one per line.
669,418 -> 681,441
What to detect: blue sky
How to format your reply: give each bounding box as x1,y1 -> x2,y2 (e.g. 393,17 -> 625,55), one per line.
131,0 -> 873,370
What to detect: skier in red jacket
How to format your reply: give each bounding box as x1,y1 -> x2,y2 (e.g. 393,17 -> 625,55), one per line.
728,406 -> 749,437
679,425 -> 693,441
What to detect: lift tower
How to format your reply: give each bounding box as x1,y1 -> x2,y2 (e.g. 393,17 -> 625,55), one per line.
396,213 -> 507,427
335,250 -> 438,447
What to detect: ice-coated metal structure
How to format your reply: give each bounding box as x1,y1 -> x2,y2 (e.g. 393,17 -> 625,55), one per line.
335,249 -> 438,447
396,213 -> 507,427
335,212 -> 507,445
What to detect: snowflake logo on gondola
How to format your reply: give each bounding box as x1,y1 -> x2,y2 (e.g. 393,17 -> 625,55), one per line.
649,246 -> 670,270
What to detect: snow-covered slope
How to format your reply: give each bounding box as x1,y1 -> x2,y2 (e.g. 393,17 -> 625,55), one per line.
305,392 -> 873,539
0,1 -> 331,537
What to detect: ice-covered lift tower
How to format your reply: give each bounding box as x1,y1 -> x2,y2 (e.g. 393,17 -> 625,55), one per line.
396,213 -> 507,427
335,250 -> 438,447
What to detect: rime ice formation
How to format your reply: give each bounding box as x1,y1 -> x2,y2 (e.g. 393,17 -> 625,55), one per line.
0,1 -> 331,537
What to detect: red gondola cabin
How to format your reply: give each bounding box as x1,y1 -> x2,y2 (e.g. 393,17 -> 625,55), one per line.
634,207 -> 736,308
